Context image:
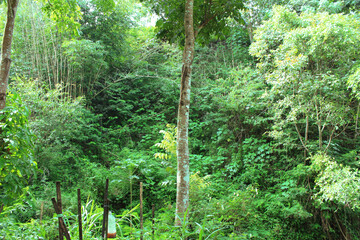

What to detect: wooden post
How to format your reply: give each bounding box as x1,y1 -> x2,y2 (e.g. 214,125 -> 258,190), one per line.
129,170 -> 133,235
40,202 -> 44,225
140,182 -> 143,240
51,198 -> 71,240
56,181 -> 63,240
152,204 -> 155,239
77,189 -> 83,240
102,179 -> 109,240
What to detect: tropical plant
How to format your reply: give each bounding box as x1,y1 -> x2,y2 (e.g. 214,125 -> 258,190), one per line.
250,6 -> 360,154
311,154 -> 360,210
154,124 -> 177,162
0,90 -> 37,207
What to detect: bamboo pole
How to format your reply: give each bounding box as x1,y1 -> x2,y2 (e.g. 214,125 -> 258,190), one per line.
40,202 -> 44,225
40,26 -> 52,88
102,179 -> 109,240
77,189 -> 83,240
152,204 -> 155,239
51,198 -> 71,240
56,181 -> 63,240
129,170 -> 133,236
140,182 -> 143,240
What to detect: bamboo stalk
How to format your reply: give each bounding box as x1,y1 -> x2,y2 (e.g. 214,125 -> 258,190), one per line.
30,9 -> 41,80
77,189 -> 83,240
129,170 -> 133,236
140,182 -> 143,240
102,179 -> 109,240
152,204 -> 155,239
51,198 -> 71,240
40,25 -> 52,88
56,181 -> 64,240
40,202 -> 44,224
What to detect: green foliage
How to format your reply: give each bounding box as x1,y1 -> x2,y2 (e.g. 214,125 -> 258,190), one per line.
108,148 -> 177,210
0,216 -> 56,239
286,0 -> 360,13
250,6 -> 360,73
79,0 -> 132,69
226,28 -> 253,62
4,0 -> 360,238
217,67 -> 269,132
62,39 -> 108,96
39,0 -> 82,35
90,0 -> 115,13
66,199 -> 104,238
9,78 -> 112,189
9,0 -> 76,92
312,154 -> 360,209
142,0 -> 244,44
39,0 -> 116,35
348,64 -> 360,99
237,137 -> 274,185
0,189 -> 58,239
0,197 -> 139,239
250,6 -> 360,153
89,34 -> 180,149
154,124 -> 177,161
0,91 -> 37,206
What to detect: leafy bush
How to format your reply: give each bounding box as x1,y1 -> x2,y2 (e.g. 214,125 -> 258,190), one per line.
312,154 -> 360,210
9,78 -> 114,187
250,6 -> 360,154
0,90 -> 37,206
0,201 -> 57,239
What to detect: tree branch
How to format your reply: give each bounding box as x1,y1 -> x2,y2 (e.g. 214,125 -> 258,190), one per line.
294,123 -> 311,156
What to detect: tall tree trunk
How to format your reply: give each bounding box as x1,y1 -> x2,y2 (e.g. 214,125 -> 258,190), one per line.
175,0 -> 195,227
0,0 -> 19,110
245,22 -> 254,44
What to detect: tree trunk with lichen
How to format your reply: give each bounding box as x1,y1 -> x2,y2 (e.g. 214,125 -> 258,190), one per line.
175,0 -> 194,227
0,0 -> 19,110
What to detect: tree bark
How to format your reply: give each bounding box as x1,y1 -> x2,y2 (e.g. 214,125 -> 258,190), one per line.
0,0 -> 19,110
246,22 -> 254,44
175,0 -> 194,227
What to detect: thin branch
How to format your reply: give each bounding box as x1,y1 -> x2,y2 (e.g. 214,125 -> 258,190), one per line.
334,212 -> 348,240
294,123 -> 311,155
355,102 -> 360,139
305,115 -> 309,143
195,15 -> 217,38
324,127 -> 336,153
88,73 -> 175,101
321,111 -> 332,132
334,122 -> 350,139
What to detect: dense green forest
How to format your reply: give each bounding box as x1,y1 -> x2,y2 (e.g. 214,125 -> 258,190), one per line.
1,0 -> 360,238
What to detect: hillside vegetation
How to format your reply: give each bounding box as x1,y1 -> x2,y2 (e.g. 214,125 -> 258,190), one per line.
1,0 -> 360,239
